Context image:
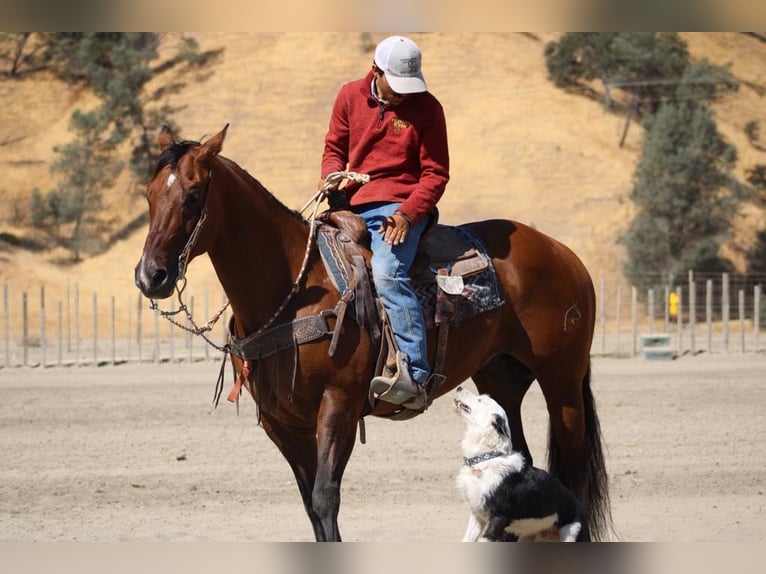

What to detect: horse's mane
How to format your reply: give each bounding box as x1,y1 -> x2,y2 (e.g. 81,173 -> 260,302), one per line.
153,140 -> 200,177
154,138 -> 308,228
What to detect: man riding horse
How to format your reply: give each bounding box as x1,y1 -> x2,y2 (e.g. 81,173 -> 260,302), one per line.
320,35 -> 449,410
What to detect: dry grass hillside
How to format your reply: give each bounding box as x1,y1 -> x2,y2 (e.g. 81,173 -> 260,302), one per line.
0,32 -> 764,334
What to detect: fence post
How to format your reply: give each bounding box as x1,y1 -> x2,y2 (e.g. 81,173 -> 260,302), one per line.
689,276 -> 696,355
599,277 -> 606,354
721,273 -> 729,353
3,284 -> 8,367
706,279 -> 713,353
615,285 -> 622,356
204,289 -> 210,361
127,297 -> 132,364
137,294 -> 143,364
66,278 -> 71,353
74,282 -> 80,366
22,291 -> 28,367
93,292 -> 98,366
40,286 -> 46,368
111,295 -> 116,365
676,286 -> 683,356
631,286 -> 637,357
154,305 -> 160,364
755,285 -> 761,352
168,299 -> 175,363
57,301 -> 62,366
739,289 -> 745,353
188,296 -> 195,363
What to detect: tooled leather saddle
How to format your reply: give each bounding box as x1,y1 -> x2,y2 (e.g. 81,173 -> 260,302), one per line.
315,210 -> 505,415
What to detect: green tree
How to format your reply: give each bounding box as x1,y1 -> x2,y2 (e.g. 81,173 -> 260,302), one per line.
31,110 -> 123,261
26,33 -> 222,259
545,33 -> 688,147
620,101 -> 739,290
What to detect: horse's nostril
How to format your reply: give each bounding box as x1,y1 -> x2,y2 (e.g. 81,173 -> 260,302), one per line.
151,268 -> 168,287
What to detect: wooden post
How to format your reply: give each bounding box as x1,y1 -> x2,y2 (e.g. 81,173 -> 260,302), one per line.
74,282 -> 80,367
66,278 -> 71,353
689,279 -> 696,355
3,284 -> 9,368
739,289 -> 745,353
168,299 -> 175,363
615,285 -> 622,356
40,286 -> 46,368
676,286 -> 683,356
127,296 -> 132,363
631,286 -> 637,357
22,291 -> 28,367
57,301 -> 63,366
722,272 -> 730,353
111,295 -> 116,365
136,294 -> 143,364
755,285 -> 761,352
204,290 -> 210,362
188,296 -> 195,363
599,277 -> 606,354
93,292 -> 98,366
221,291 -> 228,345
705,279 -> 713,353
154,305 -> 160,364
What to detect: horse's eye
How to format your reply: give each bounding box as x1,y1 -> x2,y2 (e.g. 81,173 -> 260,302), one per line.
183,191 -> 200,207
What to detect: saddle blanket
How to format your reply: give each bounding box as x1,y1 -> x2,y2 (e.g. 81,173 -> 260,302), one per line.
316,223 -> 505,330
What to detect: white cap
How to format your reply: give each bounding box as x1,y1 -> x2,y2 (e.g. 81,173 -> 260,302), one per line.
374,35 -> 427,94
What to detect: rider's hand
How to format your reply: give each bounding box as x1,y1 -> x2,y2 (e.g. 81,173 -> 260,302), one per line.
378,212 -> 411,246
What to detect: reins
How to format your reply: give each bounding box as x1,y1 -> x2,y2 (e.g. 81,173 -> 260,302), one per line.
149,170 -> 369,357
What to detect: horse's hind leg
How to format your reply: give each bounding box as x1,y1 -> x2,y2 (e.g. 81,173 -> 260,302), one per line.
472,355 -> 536,461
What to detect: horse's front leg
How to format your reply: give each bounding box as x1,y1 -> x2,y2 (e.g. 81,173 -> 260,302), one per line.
312,386 -> 364,542
260,416 -> 325,540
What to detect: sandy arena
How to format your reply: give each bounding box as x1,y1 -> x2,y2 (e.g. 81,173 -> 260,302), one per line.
1,354 -> 764,542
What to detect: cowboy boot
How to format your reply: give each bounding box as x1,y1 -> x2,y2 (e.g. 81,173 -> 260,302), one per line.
369,351 -> 427,410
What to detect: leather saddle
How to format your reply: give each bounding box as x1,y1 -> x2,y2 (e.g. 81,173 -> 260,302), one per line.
315,210 -> 501,417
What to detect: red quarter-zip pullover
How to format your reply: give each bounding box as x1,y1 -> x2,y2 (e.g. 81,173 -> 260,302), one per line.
321,71 -> 450,224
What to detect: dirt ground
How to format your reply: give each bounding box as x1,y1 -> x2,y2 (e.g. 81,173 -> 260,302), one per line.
0,354 -> 764,543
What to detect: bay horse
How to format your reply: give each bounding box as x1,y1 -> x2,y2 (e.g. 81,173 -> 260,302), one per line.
134,125 -> 611,541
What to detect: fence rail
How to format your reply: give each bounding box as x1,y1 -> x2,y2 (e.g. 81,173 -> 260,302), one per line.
1,272 -> 763,369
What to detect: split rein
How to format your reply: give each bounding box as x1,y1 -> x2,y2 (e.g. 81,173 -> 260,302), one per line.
149,170 -> 370,361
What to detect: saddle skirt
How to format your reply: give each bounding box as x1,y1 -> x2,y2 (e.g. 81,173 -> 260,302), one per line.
315,210 -> 505,331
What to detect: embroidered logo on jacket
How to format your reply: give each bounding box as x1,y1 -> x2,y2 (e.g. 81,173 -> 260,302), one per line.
391,118 -> 411,131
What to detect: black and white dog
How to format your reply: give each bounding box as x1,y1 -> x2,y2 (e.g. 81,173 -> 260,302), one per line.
454,386 -> 590,542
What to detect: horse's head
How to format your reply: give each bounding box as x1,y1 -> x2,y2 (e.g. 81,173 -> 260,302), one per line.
134,124 -> 228,299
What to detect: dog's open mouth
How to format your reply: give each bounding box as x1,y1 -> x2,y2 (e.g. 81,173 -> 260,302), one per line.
454,398 -> 471,414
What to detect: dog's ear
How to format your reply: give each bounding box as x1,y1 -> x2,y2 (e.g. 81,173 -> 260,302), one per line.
492,414 -> 511,439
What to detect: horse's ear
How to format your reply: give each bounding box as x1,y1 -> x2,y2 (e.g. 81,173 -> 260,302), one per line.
158,124 -> 175,152
198,124 -> 229,164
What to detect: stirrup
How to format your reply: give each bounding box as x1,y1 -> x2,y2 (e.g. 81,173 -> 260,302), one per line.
369,352 -> 427,410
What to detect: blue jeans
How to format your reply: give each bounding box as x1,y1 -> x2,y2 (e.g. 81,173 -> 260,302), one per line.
351,202 -> 430,385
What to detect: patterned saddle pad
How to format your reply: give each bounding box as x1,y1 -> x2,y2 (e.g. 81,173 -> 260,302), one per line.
316,220 -> 505,330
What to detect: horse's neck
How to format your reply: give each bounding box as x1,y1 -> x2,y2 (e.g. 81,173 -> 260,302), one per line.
208,160 -> 310,334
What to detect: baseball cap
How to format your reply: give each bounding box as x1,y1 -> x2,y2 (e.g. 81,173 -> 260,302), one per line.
374,35 -> 427,94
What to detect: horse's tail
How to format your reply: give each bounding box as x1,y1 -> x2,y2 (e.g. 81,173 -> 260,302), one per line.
547,362 -> 613,541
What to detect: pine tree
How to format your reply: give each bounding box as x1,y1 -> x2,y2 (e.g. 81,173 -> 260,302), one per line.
621,101 -> 738,290
31,110 -> 123,261
26,33 -> 221,260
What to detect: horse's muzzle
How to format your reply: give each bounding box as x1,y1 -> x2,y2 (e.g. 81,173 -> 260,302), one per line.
134,255 -> 176,299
